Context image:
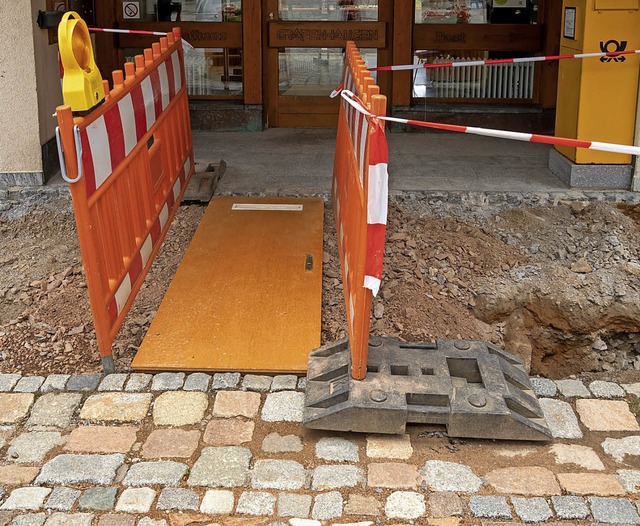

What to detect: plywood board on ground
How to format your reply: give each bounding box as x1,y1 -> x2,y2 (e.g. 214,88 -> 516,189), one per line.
132,196 -> 324,373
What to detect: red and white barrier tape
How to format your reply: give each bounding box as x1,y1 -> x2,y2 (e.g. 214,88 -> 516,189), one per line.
87,27 -> 195,51
340,90 -> 640,157
369,49 -> 640,72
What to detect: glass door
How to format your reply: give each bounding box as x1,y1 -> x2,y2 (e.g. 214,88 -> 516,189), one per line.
265,0 -> 387,127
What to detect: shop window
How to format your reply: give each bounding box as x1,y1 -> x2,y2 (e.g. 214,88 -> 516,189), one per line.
125,47 -> 243,97
278,0 -> 379,21
278,47 -> 376,97
415,0 -> 537,25
412,49 -> 535,100
131,0 -> 242,22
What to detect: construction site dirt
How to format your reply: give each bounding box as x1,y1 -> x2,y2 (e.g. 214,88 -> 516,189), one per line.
1,196 -> 640,385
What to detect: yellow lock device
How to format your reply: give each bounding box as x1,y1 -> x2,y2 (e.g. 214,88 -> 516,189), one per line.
58,11 -> 105,112
552,0 -> 640,186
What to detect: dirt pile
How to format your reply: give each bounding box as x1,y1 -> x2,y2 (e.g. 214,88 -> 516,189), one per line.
1,197 -> 640,379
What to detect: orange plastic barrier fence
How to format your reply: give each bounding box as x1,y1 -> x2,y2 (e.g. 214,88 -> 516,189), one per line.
333,42 -> 388,380
56,29 -> 194,372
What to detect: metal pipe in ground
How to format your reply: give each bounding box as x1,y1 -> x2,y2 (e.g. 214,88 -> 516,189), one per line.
632,74 -> 640,192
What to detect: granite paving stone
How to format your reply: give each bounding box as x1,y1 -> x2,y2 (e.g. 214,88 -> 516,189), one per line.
429,492 -> 464,518
589,497 -> 640,524
43,513 -> 94,526
576,399 -> 640,431
96,514 -> 136,526
1,488 -> 51,510
13,377 -> 44,393
115,488 -> 156,513
261,433 -> 303,453
78,487 -> 118,511
40,375 -> 70,393
530,377 -> 557,398
616,470 -> 640,492
242,375 -> 273,392
551,495 -> 590,519
36,454 -> 125,485
315,437 -> 359,462
80,393 -> 152,423
0,394 -> 34,424
66,374 -> 102,392
136,519 -> 167,526
271,375 -> 299,392
0,375 -> 21,392
312,465 -> 363,490
589,381 -> 625,398
556,379 -> 591,398
213,391 -> 261,418
623,383 -> 640,397
384,491 -> 425,519
204,419 -> 254,446
511,497 -> 553,522
183,373 -> 211,392
484,467 -> 561,495
278,493 -> 312,518
312,491 -> 343,520
122,461 -> 188,486
0,466 -> 40,485
153,392 -> 208,426
98,374 -> 128,392
557,473 -> 625,496
150,373 -> 185,391
27,393 -> 82,429
368,462 -> 418,489
142,429 -> 200,458
45,487 -> 81,511
603,436 -> 640,462
469,496 -> 512,519
199,490 -> 234,514
251,459 -> 306,490
188,446 -> 252,487
550,444 -> 605,470
236,491 -> 276,515
422,460 -> 483,493
64,426 -> 138,454
538,398 -> 583,439
297,377 -> 307,390
344,495 -> 382,516
211,373 -> 241,390
124,374 -> 152,392
10,513 -> 46,526
289,520 -> 319,526
156,488 -> 199,511
261,391 -> 305,422
6,431 -> 63,463
366,434 -> 413,459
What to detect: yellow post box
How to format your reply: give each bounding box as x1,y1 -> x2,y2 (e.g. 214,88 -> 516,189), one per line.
551,0 -> 640,186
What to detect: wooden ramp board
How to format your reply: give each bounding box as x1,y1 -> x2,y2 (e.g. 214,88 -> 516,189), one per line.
131,196 -> 324,373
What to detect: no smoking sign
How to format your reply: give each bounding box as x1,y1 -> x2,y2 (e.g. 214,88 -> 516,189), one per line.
123,1 -> 141,20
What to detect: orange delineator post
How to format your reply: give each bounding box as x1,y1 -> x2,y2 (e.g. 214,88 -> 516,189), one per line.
333,42 -> 387,380
56,28 -> 194,373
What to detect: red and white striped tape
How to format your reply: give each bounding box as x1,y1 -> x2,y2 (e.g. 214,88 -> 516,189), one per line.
87,27 -> 195,51
108,155 -> 192,322
369,49 -> 640,72
340,90 -> 640,157
79,49 -> 184,197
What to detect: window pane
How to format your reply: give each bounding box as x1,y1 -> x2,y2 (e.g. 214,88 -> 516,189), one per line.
124,47 -> 243,96
412,50 -> 534,99
135,1 -> 242,22
279,1 -> 378,21
278,47 -> 376,96
415,0 -> 537,24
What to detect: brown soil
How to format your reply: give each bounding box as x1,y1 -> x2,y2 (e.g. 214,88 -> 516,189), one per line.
1,197 -> 640,382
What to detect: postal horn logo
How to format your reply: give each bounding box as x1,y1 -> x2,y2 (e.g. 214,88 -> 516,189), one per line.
600,39 -> 627,62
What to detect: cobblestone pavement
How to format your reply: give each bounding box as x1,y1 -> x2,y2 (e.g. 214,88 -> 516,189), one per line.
0,372 -> 638,525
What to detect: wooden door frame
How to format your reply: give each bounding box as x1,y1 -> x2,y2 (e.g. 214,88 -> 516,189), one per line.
263,0 -> 393,127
